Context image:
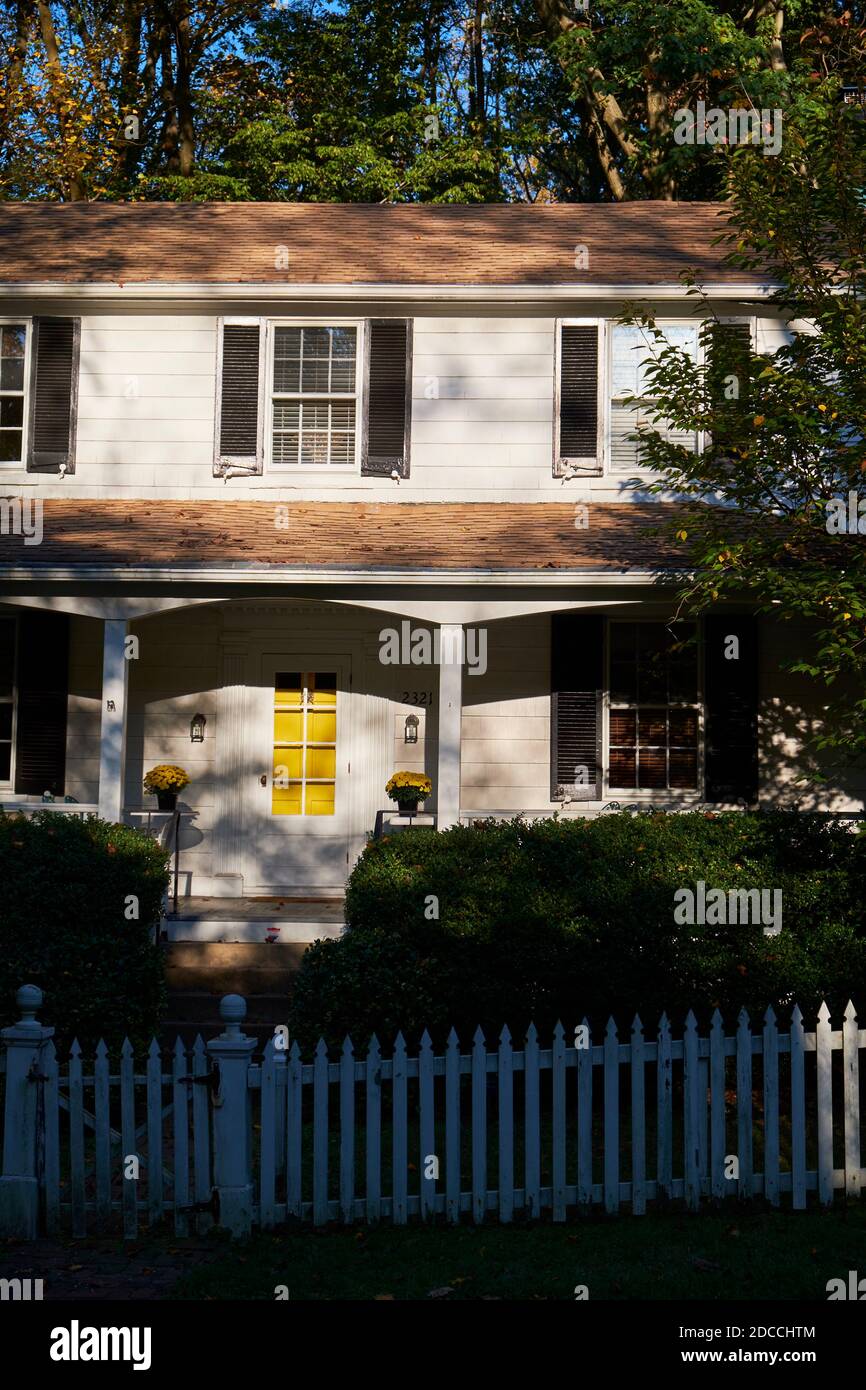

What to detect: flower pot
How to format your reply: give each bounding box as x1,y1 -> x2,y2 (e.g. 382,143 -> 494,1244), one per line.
394,796 -> 424,815
156,791 -> 178,811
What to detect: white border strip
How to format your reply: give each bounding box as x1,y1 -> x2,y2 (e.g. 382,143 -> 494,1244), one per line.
0,564 -> 687,585
0,281 -> 779,303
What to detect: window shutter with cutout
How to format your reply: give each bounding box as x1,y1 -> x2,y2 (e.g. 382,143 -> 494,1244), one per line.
214,319 -> 264,475
704,613 -> 759,804
550,612 -> 604,800
27,317 -> 80,474
362,319 -> 412,477
556,324 -> 600,476
14,610 -> 69,796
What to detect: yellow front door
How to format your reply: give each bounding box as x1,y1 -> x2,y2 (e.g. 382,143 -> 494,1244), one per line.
272,670 -> 337,817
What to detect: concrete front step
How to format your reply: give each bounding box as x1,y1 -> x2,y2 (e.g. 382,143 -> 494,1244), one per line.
163,896 -> 345,944
163,941 -> 306,993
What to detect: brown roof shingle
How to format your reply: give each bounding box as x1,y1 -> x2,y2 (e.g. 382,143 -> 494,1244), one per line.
0,202 -> 752,286
0,501 -> 687,573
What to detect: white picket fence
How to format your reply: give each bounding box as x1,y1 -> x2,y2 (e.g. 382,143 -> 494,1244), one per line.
0,986 -> 863,1237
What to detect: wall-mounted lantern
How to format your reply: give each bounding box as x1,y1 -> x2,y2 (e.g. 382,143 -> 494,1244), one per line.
404,713 -> 420,745
190,712 -> 207,743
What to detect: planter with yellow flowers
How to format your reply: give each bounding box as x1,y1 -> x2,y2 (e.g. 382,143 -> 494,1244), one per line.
143,764 -> 190,812
386,771 -> 432,815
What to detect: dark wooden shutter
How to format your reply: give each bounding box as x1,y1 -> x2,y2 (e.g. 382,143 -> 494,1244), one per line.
14,610 -> 69,796
704,613 -> 759,804
362,319 -> 412,477
27,317 -> 80,474
214,320 -> 263,474
550,612 -> 603,800
707,321 -> 751,454
556,325 -> 599,475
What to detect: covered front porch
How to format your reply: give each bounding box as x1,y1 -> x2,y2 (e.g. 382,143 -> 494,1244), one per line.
1,580 -> 660,938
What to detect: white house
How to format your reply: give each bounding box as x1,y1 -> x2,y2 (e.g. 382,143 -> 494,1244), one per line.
0,201 -> 860,941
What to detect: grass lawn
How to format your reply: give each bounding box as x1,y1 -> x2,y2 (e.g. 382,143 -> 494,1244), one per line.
171,1202 -> 866,1301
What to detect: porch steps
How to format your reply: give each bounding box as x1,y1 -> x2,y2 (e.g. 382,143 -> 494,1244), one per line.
161,934 -> 334,1044
161,895 -> 345,944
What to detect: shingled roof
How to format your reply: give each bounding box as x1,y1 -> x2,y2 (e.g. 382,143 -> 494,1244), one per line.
0,502 -> 688,573
0,201 -> 752,286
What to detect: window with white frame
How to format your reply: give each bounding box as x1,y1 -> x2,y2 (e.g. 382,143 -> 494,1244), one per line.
609,322 -> 699,473
0,616 -> 16,784
608,621 -> 699,791
270,324 -> 359,467
0,324 -> 28,465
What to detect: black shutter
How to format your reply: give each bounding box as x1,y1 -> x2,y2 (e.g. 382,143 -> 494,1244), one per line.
704,614 -> 759,804
362,319 -> 412,477
14,611 -> 69,796
214,320 -> 263,474
556,325 -> 599,475
707,321 -> 751,454
27,317 -> 80,474
550,612 -> 603,800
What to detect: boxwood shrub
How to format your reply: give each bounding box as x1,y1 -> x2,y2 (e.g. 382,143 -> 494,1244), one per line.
0,811 -> 169,1052
289,811 -> 866,1052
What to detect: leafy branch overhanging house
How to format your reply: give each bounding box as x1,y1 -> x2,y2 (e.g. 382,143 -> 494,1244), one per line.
0,202 -> 861,945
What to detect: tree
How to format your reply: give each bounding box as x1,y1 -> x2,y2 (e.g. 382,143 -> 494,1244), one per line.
618,88 -> 866,765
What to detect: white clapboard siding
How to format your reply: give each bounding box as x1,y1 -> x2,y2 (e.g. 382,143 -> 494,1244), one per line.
78,373 -> 216,398
414,376 -> 554,400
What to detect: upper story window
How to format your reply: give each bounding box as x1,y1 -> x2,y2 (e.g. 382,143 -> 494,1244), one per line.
270,323 -> 361,469
0,616 -> 16,785
608,621 -> 699,792
0,324 -> 29,466
609,322 -> 700,473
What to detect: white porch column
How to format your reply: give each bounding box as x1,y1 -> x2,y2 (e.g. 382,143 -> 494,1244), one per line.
97,618 -> 129,823
437,623 -> 463,831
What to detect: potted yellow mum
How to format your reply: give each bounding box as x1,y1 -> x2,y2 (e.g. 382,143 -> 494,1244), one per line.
143,764 -> 190,811
386,771 -> 432,814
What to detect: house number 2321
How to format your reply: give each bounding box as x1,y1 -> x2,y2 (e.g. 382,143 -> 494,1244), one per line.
402,691 -> 433,706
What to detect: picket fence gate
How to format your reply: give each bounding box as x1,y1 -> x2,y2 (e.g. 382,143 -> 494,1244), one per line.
0,983 -> 864,1238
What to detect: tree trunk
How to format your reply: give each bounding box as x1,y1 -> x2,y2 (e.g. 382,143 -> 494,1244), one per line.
35,0 -> 85,199
174,3 -> 196,179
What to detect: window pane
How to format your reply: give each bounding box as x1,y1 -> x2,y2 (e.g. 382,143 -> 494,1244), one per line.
305,747 -> 336,779
638,710 -> 667,743
609,709 -> 636,744
0,398 -> 23,428
275,672 -> 302,701
0,743 -> 9,780
669,749 -> 698,788
638,748 -> 667,789
0,705 -> 11,739
0,359 -> 25,392
0,431 -> 23,462
274,749 -> 303,780
669,709 -> 698,744
311,678 -> 336,707
609,748 -> 636,788
1,326 -> 25,358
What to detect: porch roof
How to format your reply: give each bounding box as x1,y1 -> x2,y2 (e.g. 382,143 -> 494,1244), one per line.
0,501 -> 690,577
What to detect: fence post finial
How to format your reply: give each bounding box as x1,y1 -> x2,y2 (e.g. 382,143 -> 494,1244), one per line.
218,993 -> 247,1040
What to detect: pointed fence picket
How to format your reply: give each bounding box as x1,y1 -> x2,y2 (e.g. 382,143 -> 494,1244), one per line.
3,992 -> 865,1236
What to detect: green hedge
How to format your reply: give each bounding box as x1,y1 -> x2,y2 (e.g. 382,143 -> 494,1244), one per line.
289,812 -> 866,1052
0,811 -> 169,1052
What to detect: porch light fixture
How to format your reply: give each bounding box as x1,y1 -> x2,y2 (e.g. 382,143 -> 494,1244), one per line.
190,712 -> 207,743
404,713 -> 419,744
